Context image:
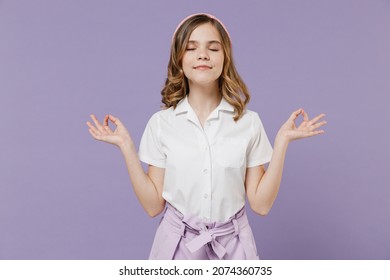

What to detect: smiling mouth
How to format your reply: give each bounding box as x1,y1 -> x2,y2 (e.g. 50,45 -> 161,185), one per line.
194,65 -> 212,70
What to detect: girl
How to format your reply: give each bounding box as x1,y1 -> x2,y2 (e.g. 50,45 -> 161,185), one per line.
86,13 -> 326,260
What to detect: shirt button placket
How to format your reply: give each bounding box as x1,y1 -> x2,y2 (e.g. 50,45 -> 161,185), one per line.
202,121 -> 213,220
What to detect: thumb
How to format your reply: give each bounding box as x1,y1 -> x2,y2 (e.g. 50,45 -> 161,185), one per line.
108,114 -> 121,125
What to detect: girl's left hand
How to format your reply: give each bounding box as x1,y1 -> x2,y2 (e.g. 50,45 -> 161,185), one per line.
277,108 -> 327,144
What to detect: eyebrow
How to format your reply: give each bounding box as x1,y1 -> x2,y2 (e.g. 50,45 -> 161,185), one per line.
187,40 -> 222,45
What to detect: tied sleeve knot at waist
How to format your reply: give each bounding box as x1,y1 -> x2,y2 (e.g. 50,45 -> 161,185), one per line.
183,216 -> 240,259
167,203 -> 245,260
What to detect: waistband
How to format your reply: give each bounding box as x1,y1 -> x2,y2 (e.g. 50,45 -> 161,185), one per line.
163,203 -> 249,259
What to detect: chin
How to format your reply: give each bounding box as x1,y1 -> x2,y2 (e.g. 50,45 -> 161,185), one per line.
187,75 -> 220,86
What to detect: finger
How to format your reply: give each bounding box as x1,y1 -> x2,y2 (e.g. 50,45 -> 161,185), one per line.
87,122 -> 101,137
108,114 -> 120,124
289,108 -> 303,121
88,128 -> 102,140
90,114 -> 103,129
86,121 -> 95,130
308,113 -> 326,125
309,130 -> 325,136
108,115 -> 124,128
102,115 -> 114,133
298,130 -> 325,139
309,121 -> 327,131
103,124 -> 114,134
86,121 -> 96,131
103,115 -> 109,126
302,109 -> 309,122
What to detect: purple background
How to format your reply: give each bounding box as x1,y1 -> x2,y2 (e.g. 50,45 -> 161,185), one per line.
1,0 -> 389,260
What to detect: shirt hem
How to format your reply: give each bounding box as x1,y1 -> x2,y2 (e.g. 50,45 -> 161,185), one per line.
139,154 -> 166,168
246,155 -> 273,168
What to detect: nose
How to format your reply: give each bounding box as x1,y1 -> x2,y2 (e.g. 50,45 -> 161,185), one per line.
197,48 -> 209,60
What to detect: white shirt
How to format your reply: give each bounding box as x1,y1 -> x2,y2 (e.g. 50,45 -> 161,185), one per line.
139,96 -> 273,222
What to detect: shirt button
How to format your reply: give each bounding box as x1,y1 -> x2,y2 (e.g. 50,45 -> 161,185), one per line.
203,169 -> 209,174
203,194 -> 208,199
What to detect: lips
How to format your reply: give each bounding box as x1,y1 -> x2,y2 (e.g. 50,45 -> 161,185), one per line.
194,65 -> 212,70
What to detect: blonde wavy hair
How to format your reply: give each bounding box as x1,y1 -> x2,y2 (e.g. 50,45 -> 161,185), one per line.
161,14 -> 250,121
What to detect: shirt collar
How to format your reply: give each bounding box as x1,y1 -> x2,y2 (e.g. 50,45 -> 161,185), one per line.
217,96 -> 235,113
174,95 -> 235,116
174,96 -> 191,115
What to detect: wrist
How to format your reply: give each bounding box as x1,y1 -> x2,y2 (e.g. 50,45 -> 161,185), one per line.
118,137 -> 136,153
275,131 -> 290,149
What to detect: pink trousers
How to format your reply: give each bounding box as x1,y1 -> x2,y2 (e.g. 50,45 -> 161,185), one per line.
149,203 -> 259,260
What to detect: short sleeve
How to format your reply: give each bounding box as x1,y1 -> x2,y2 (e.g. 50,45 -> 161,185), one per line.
246,112 -> 273,167
138,113 -> 166,168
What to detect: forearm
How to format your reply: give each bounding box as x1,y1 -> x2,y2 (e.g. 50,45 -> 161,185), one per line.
87,114 -> 164,216
253,136 -> 289,215
248,109 -> 326,215
119,141 -> 165,217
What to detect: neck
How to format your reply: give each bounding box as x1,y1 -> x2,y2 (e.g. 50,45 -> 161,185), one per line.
187,81 -> 221,115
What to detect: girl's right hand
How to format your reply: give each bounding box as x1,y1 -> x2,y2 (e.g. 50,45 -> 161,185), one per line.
86,114 -> 133,149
